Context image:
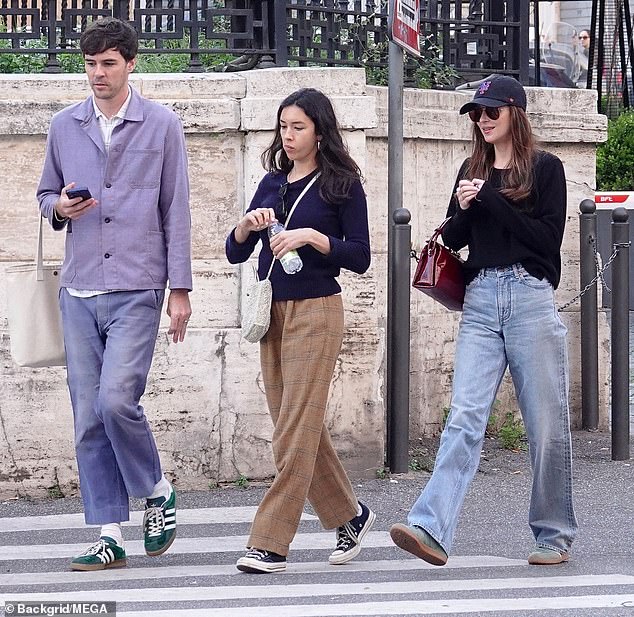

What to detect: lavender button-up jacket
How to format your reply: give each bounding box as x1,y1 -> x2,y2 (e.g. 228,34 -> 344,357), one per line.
37,88 -> 192,292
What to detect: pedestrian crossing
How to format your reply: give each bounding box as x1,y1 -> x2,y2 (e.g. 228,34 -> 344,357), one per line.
0,504 -> 633,616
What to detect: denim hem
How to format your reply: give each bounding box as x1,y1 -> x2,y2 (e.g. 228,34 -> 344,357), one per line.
535,543 -> 568,555
125,466 -> 163,500
412,524 -> 449,554
84,506 -> 130,526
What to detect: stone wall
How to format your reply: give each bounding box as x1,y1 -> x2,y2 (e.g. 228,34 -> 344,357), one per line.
0,68 -> 609,498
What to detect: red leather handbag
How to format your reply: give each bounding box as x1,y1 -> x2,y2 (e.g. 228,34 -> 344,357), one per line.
412,217 -> 465,311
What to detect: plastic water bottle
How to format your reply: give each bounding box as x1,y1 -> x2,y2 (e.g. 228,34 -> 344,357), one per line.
268,221 -> 303,274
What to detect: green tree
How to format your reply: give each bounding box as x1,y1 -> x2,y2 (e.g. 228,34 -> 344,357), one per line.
596,110 -> 634,190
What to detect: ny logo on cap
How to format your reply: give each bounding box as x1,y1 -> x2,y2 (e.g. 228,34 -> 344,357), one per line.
478,81 -> 491,95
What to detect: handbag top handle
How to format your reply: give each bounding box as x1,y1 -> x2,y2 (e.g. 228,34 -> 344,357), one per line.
262,172 -> 321,281
429,217 -> 452,244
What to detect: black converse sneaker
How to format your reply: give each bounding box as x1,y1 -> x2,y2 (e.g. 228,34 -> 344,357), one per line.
329,501 -> 376,565
236,548 -> 287,573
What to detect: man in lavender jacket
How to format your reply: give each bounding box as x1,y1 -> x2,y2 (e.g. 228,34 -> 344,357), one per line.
36,17 -> 192,571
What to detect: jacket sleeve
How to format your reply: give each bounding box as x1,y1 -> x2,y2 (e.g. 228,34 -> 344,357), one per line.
159,114 -> 193,291
36,118 -> 67,231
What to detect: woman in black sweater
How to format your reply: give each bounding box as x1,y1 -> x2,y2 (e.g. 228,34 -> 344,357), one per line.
390,76 -> 578,566
226,88 -> 374,574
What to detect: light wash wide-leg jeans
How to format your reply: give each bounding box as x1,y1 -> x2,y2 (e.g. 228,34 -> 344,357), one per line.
408,264 -> 578,555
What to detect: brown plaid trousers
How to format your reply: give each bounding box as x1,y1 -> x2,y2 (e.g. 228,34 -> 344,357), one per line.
247,294 -> 359,556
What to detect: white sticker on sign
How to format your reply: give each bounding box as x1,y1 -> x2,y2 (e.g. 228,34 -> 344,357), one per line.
398,0 -> 417,29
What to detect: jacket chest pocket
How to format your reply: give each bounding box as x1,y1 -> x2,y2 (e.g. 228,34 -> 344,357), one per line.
124,149 -> 162,189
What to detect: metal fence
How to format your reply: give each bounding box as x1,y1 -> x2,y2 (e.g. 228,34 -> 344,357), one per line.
423,0 -> 529,83
587,0 -> 634,116
0,0 -> 538,84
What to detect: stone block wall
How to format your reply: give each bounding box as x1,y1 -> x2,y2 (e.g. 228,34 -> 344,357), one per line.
0,68 -> 608,498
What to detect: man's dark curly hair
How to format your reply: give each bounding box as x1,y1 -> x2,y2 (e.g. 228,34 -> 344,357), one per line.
80,17 -> 138,61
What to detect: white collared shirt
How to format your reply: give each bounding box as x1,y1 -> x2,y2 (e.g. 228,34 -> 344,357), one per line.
92,86 -> 132,153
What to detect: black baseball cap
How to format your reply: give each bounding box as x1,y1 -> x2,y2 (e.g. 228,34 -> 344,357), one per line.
459,76 -> 527,114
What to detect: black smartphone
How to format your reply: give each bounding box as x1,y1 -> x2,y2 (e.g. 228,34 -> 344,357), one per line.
66,186 -> 92,201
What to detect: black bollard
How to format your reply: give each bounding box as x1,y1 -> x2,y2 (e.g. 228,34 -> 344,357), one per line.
579,199 -> 599,431
610,207 -> 630,460
387,208 -> 411,474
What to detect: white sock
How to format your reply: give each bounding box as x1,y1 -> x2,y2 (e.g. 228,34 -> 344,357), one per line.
148,475 -> 171,501
356,503 -> 363,517
100,523 -> 124,547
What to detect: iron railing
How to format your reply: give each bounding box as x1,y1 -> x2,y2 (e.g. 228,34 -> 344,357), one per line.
423,0 -> 529,84
0,0 -> 543,85
0,0 -> 277,73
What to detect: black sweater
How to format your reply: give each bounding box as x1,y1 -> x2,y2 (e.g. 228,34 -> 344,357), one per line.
442,151 -> 567,289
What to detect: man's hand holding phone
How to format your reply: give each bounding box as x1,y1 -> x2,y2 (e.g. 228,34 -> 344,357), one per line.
66,186 -> 93,201
55,182 -> 98,221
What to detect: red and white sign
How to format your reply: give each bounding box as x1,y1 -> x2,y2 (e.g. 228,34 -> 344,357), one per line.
595,192 -> 634,209
390,0 -> 421,57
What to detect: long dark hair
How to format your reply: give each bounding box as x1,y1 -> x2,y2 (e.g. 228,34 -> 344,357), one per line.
465,105 -> 536,202
261,88 -> 362,204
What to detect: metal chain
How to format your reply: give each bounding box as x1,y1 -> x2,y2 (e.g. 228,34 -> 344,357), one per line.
557,237 -> 630,312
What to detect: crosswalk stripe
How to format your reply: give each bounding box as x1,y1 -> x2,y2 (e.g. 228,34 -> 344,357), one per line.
89,594 -> 634,616
0,555 -> 527,587
2,504 -> 629,617
2,574 -> 633,604
0,530 -> 392,560
0,506 -> 316,533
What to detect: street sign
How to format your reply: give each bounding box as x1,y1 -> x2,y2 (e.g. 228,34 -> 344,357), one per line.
595,192 -> 634,208
389,0 -> 421,57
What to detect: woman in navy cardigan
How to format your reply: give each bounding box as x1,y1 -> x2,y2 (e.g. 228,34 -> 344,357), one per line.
226,88 -> 374,574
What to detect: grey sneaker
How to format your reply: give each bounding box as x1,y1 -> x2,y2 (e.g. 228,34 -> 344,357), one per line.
389,523 -> 448,566
528,546 -> 569,565
329,501 -> 376,565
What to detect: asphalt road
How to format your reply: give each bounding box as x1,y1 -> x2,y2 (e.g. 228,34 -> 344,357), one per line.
0,431 -> 632,616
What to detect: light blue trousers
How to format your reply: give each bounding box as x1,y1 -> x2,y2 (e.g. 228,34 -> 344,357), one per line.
408,264 -> 578,555
60,289 -> 164,525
